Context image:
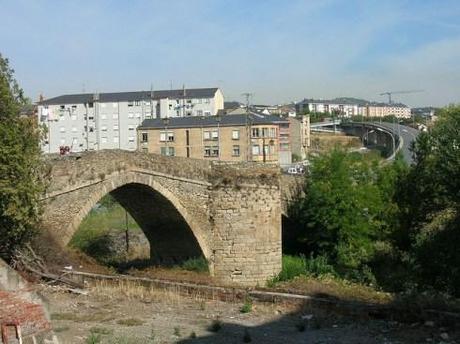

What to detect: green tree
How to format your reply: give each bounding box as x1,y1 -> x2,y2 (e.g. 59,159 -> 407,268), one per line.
0,53 -> 43,260
290,149 -> 403,281
395,105 -> 460,295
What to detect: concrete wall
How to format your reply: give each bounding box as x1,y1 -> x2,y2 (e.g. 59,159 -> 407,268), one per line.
40,150 -> 282,286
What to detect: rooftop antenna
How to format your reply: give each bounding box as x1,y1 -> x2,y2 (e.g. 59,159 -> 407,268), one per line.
242,92 -> 254,162
242,92 -> 253,111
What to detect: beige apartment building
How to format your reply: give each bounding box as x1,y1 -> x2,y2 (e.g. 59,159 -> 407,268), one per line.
137,114 -> 290,164
361,103 -> 411,118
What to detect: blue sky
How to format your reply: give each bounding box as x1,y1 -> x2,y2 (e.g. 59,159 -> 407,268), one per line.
1,0 -> 459,106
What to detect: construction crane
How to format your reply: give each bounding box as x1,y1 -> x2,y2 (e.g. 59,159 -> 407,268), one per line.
379,90 -> 424,104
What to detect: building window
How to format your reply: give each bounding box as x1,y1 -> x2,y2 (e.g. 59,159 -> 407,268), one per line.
113,137 -> 119,143
160,147 -> 175,156
269,128 -> 276,138
232,145 -> 240,157
128,137 -> 135,143
204,130 -> 218,140
88,102 -> 94,108
128,113 -> 134,118
101,125 -> 107,132
252,144 -> 260,156
204,146 -> 219,157
101,137 -> 108,143
128,101 -> 133,107
205,98 -> 210,104
128,125 -> 135,131
59,127 -> 66,133
71,114 -> 77,120
197,110 -> 203,116
204,111 -> 211,116
141,132 -> 148,142
135,113 -> 141,118
113,124 -> 119,131
251,128 -> 260,138
160,131 -> 174,142
232,130 -> 240,140
113,113 -> 119,119
262,128 -> 269,137
135,100 -> 141,106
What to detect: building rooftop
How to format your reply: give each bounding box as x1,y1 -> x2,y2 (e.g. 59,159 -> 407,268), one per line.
39,88 -> 220,105
138,113 -> 288,130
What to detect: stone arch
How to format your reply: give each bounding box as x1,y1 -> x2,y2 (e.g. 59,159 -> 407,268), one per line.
64,171 -> 211,265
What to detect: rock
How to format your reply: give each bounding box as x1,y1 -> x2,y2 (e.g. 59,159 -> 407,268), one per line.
440,333 -> 449,340
424,321 -> 435,327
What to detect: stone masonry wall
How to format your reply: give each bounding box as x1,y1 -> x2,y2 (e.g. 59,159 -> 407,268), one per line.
41,150 -> 282,286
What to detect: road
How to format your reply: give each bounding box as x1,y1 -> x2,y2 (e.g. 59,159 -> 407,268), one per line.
373,122 -> 420,164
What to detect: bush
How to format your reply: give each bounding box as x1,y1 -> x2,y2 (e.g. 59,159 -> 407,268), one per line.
271,254 -> 336,284
275,255 -> 307,282
181,256 -> 209,273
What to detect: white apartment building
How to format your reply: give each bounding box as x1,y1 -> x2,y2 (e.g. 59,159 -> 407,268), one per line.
296,99 -> 362,117
296,98 -> 411,119
38,88 -> 224,153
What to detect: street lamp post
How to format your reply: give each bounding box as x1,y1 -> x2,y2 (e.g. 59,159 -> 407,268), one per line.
162,117 -> 170,156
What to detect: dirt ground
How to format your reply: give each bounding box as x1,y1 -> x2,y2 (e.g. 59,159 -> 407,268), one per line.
41,281 -> 459,344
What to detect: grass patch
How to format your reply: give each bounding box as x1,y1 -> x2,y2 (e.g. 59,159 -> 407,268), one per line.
117,318 -> 145,327
180,257 -> 209,273
269,254 -> 336,285
70,198 -> 141,258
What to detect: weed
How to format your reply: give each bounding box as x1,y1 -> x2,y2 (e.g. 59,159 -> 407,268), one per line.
90,326 -> 114,335
98,172 -> 106,180
117,318 -> 145,326
174,326 -> 181,337
190,331 -> 197,338
86,333 -> 102,344
208,318 -> 222,332
240,297 -> 252,313
243,329 -> 252,342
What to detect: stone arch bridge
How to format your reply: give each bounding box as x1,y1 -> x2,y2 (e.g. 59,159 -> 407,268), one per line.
40,150 -> 285,286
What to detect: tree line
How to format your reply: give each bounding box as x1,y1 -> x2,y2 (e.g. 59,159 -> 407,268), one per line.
289,105 -> 460,296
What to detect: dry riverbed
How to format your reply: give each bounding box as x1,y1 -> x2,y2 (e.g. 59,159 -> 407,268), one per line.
41,281 -> 459,344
